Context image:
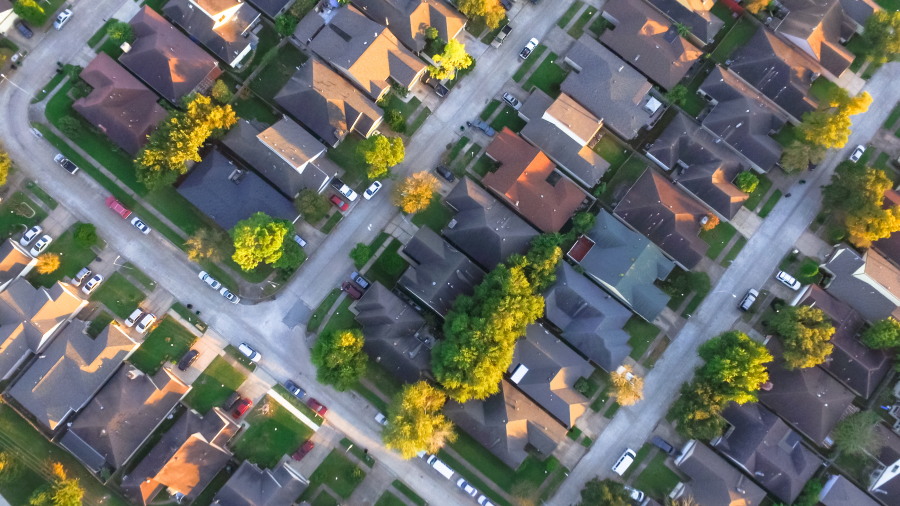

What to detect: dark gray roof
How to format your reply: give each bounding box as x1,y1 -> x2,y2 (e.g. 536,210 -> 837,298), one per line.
542,262 -> 633,371
820,474 -> 880,506
648,112 -> 749,219
355,282 -> 428,383
163,0 -> 259,67
873,424 -> 900,501
823,245 -> 900,322
840,0 -> 880,25
442,178 -> 539,271
246,0 -> 292,17
350,0 -> 467,52
177,149 -> 297,230
213,460 -> 308,506
675,441 -> 767,506
645,0 -> 723,44
699,67 -> 787,172
775,0 -> 859,76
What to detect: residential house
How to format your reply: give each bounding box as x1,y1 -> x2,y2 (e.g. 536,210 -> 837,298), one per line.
212,460 -> 308,506
821,244 -> 900,322
672,440 -> 767,506
647,112 -> 749,220
0,0 -> 15,34
398,227 -> 485,316
354,281 -> 429,383
560,34 -> 663,140
122,408 -> 239,505
484,128 -> 590,233
644,0 -> 723,45
73,53 -> 168,156
518,89 -> 610,189
542,262 -> 633,372
873,189 -> 900,268
442,177 -> 539,271
351,0 -> 466,53
60,366 -> 191,473
177,149 -> 298,230
820,474 -> 880,506
164,0 -> 261,68
444,380 -> 567,469
713,402 -> 823,504
301,6 -> 427,101
698,66 -> 788,172
275,60 -> 383,148
0,239 -> 37,292
869,424 -> 900,502
246,0 -> 293,19
614,168 -> 710,270
508,323 -> 593,428
8,322 -> 138,432
120,6 -> 222,104
567,210 -> 674,321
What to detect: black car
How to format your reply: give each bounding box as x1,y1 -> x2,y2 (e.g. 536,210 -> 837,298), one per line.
284,380 -> 306,400
651,436 -> 680,456
177,350 -> 200,371
15,21 -> 33,39
435,165 -> 455,182
222,391 -> 242,410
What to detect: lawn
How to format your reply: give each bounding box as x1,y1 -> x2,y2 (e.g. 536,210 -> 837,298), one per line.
129,317 -> 198,374
382,94 -> 422,121
352,232 -> 390,269
353,382 -> 388,413
472,153 -> 498,177
447,137 -> 469,163
622,444 -> 653,481
743,173 -> 773,211
340,437 -> 376,467
874,152 -> 891,170
232,395 -> 315,469
0,192 -> 48,242
810,75 -> 841,103
436,450 -> 512,506
393,481 -> 426,506
448,429 -> 516,491
699,222 -> 738,260
452,143 -> 482,175
327,134 -> 368,186
87,19 -> 118,48
588,15 -> 610,37
758,189 -> 783,218
298,449 -> 366,501
25,181 -> 57,209
885,104 -> 900,129
249,43 -> 308,101
307,288 -> 342,333
643,335 -> 670,368
558,1 -> 585,29
374,492 -> 406,506
120,262 -> 155,292
710,17 -> 757,63
183,356 -> 247,415
172,302 -> 209,332
489,105 -> 527,133
681,287 -> 710,318
364,239 -> 408,288
593,131 -> 632,173
792,257 -> 823,285
539,466 -> 570,503
321,212 -> 343,234
568,6 -> 597,39
232,93 -> 280,126
32,71 -> 67,104
522,52 -> 568,99
85,311 -> 114,340
632,451 -> 681,499
858,146 -> 876,166
625,315 -> 660,360
407,107 -> 431,136
480,99 -> 502,121
599,155 -> 648,209
320,297 -> 360,335
512,45 -> 548,83
720,235 -> 747,267
411,193 -> 453,232
91,272 -> 146,319
26,225 -> 99,288
224,344 -> 258,372
271,384 -> 326,426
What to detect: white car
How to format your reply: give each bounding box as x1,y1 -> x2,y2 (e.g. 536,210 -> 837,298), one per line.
624,486 -> 645,502
54,9 -> 72,30
375,413 -> 388,425
220,287 -> 240,304
136,313 -> 156,334
612,449 -> 636,476
30,235 -> 52,256
477,496 -> 495,506
238,343 -> 261,362
82,274 -> 104,295
20,225 -> 41,246
198,271 -> 221,290
456,478 -> 477,497
130,217 -> 151,235
338,184 -> 358,202
502,92 -> 521,111
849,145 -> 866,163
776,270 -> 802,290
520,38 -> 538,60
71,267 -> 91,286
363,181 -> 382,200
125,308 -> 143,328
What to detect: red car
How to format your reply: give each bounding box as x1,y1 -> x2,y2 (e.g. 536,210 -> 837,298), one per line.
105,196 -> 132,219
329,194 -> 349,211
341,281 -> 362,300
232,398 -> 252,418
307,398 -> 327,418
292,440 -> 315,461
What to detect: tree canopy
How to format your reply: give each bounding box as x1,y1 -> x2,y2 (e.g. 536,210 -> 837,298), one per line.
382,381 -> 456,459
823,161 -> 900,247
697,331 -> 772,404
359,135 -> 404,180
521,233 -> 563,292
311,329 -> 368,391
36,254 -> 60,275
107,21 -> 134,44
864,11 -> 900,64
429,39 -> 473,81
833,411 -> 885,456
230,212 -> 289,271
0,147 -> 8,188
734,172 -> 759,193
274,14 -> 299,37
273,238 -> 306,272
862,318 -> 900,349
391,172 -> 440,214
577,478 -> 631,506
458,0 -> 505,30
210,79 -> 233,104
768,305 -> 835,369
670,381 -> 728,440
800,92 -> 871,150
295,189 -> 331,223
743,0 -> 770,14
780,141 -> 826,173
29,463 -> 83,506
611,365 -> 644,406
185,228 -> 227,263
13,0 -> 44,25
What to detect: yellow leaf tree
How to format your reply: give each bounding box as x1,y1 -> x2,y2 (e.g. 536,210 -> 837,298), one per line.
823,161 -> 900,247
359,134 -> 404,180
428,39 -> 473,81
769,306 -> 835,369
458,0 -> 505,30
0,146 -> 10,187
382,381 -> 456,459
28,463 -> 83,506
743,0 -> 770,13
36,254 -> 60,275
610,365 -> 644,406
230,212 -> 289,271
391,172 -> 440,213
801,91 -> 871,150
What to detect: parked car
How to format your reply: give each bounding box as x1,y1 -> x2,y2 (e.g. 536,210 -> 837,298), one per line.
130,217 -> 151,235
468,119 -> 495,136
53,154 -> 79,175
232,398 -> 252,418
293,235 -> 307,248
136,313 -> 157,334
435,165 -> 455,183
177,349 -> 200,371
424,75 -> 448,98
477,496 -> 495,506
222,391 -> 242,410
124,308 -> 143,328
776,270 -> 802,290
284,380 -> 306,400
502,92 -> 521,111
198,271 -> 221,290
520,38 -> 538,59
220,287 -> 240,304
491,24 -> 512,48
54,9 -> 73,30
330,194 -> 349,211
350,271 -> 370,290
739,288 -> 759,312
307,398 -> 327,417
651,436 -> 680,456
457,478 -> 478,497
341,281 -> 362,300
238,343 -> 261,362
849,145 -> 866,163
15,21 -> 33,39
71,267 -> 92,287
375,412 -> 388,425
20,225 -> 41,246
624,486 -> 644,503
612,449 -> 636,476
30,235 -> 52,256
293,440 -> 315,461
105,196 -> 132,219
82,274 -> 104,295
364,181 -> 382,200
331,177 -> 358,201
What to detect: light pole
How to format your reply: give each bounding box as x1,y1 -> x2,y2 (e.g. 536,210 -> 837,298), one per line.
0,74 -> 37,101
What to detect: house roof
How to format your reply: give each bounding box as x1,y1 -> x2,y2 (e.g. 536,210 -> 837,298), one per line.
213,460 -> 308,506
0,240 -> 34,286
73,53 -> 168,156
484,128 -> 589,232
442,177 -> 539,271
61,366 -> 190,471
508,323 -> 593,428
823,245 -> 900,322
699,66 -> 787,172
644,0 -> 723,44
648,112 -> 749,219
873,189 -> 900,265
350,0 -> 466,52
614,168 -> 710,269
560,34 -> 655,140
675,441 -> 767,506
872,424 -> 900,501
258,119 -> 327,171
275,60 -> 382,147
120,6 -> 222,104
600,0 -> 702,89
355,281 -> 428,383
716,402 -> 824,503
820,474 -> 880,506
246,0 -> 292,17
444,380 -> 567,469
163,0 -> 259,66
177,149 -> 297,230
542,262 -> 633,371
775,0 -> 861,76
9,323 -> 137,431
728,27 -> 820,121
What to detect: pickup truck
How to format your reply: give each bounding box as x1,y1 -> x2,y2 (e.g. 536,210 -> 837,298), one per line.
105,196 -> 132,219
54,154 -> 79,175
491,24 -> 512,48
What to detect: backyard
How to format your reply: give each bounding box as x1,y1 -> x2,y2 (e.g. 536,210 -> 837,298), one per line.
128,317 -> 198,375
411,194 -> 453,232
599,155 -> 648,208
248,43 -> 308,101
183,356 -> 247,415
91,272 -> 146,319
232,396 -> 315,469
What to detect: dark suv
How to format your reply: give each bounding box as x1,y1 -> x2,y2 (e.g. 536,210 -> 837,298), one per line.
435,165 -> 455,183
15,21 -> 33,39
177,350 -> 199,371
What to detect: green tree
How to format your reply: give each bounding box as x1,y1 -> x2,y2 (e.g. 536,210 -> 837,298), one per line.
864,11 -> 900,64
0,451 -> 21,484
823,161 -> 900,248
800,92 -> 871,150
780,141 -> 826,173
862,318 -> 900,349
768,305 -> 835,369
734,172 -> 759,193
274,14 -> 299,37
458,0 -> 505,30
73,223 -> 98,247
521,233 -> 563,292
274,238 -> 306,272
661,271 -> 710,298
577,478 -> 631,506
795,480 -> 824,506
425,26 -> 440,41
107,21 -> 134,44
697,331 -> 772,404
13,0 -> 44,25
674,22 -> 690,38
0,147 -> 11,188
230,212 -> 289,271
428,39 -> 473,81
210,79 -> 233,104
571,212 -> 596,236
385,109 -> 407,133
670,381 -> 727,440
358,134 -> 404,180
294,189 -> 331,223
29,463 -> 83,506
58,116 -> 82,139
833,411 -> 885,456
382,381 -> 456,459
350,243 -> 371,268
664,84 -> 688,105
310,329 -> 368,391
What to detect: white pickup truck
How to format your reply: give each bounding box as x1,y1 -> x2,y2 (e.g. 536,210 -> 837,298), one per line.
491,24 -> 512,48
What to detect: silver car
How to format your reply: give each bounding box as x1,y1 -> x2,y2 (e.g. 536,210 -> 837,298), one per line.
30,235 -> 52,256
776,270 -> 802,290
20,225 -> 41,246
198,271 -> 222,290
502,92 -> 521,111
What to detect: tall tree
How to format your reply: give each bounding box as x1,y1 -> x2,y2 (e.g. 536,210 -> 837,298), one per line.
610,365 -> 644,406
822,161 -> 900,248
800,110 -> 853,149
570,212 -> 597,236
576,478 -> 631,506
36,254 -> 60,275
274,14 -> 299,37
864,11 -> 900,64
697,331 -> 772,404
780,141 -> 826,173
358,135 -> 404,180
311,329 -> 368,391
768,305 -> 835,369
671,381 -> 727,441
28,463 -> 83,506
429,39 -> 473,81
391,172 -> 440,214
184,228 -> 227,263
522,233 -> 563,292
13,0 -> 44,25
274,238 -> 306,272
833,411 -> 885,456
664,84 -> 688,105
458,0 -> 505,30
294,189 -> 331,223
862,318 -> 900,349
382,381 -> 456,459
107,21 -> 134,43
230,212 -> 289,271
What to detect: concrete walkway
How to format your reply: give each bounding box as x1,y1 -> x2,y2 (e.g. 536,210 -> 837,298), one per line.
268,389 -> 322,432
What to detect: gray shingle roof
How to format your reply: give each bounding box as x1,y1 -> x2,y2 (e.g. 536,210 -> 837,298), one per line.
823,245 -> 900,322
246,0 -> 292,17
675,441 -> 767,506
775,0 -> 860,76
820,474 -> 880,506
163,0 -> 259,67
350,0 -> 466,52
258,119 -> 327,170
355,282 -> 428,383
645,0 -> 723,44
212,460 -> 308,506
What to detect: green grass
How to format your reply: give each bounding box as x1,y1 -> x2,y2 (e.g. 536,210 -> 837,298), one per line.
863,61 -> 882,79
720,236 -> 747,267
171,302 -> 208,332
643,335 -> 670,368
447,137 -> 470,162
876,0 -> 900,10
91,272 -> 146,319
699,222 -> 738,260
436,450 -> 512,506
743,173 -> 773,210
568,6 -> 597,39
408,107 -> 431,136
382,94 -> 422,121
539,466 -> 569,503
0,192 -> 48,242
680,287 -> 710,318
249,43 -> 309,101
374,491 -> 406,506
87,19 -> 119,48
480,99 -> 502,121
224,344 -> 258,372
232,93 -> 280,126
122,262 -> 156,291
298,450 -> 365,501
353,382 -> 388,412
489,105 -> 527,133
321,212 -> 343,234
32,71 -> 67,104
232,396 -> 315,469
340,437 -> 376,467
311,492 -> 339,506
25,225 -> 97,288
308,288 -> 342,333
364,239 -> 408,288
86,311 -> 114,339
874,152 -> 891,170
581,437 -> 593,447
448,429 -> 516,491
271,384 -> 326,426
452,143 -> 482,175
793,257 -> 823,285
588,16 -> 610,36
594,132 -> 632,173
522,52 -> 568,99
512,44 -> 548,83
558,1 -> 585,29
625,315 -> 660,360
710,17 -> 757,63
392,481 -> 426,506
98,36 -> 125,59
129,316 -> 198,374
320,297 -> 361,336
327,134 -> 369,186
0,39 -> 18,52
885,105 -> 900,129
352,232 -> 390,269
191,467 -> 233,506
758,189 -> 783,218
810,75 -> 841,103
472,153 -> 497,176
632,451 -> 681,499
771,123 -> 801,148
567,427 -> 582,440
858,146 -> 876,166
599,155 -> 648,208
24,181 -> 57,209
621,444 -> 652,481
183,356 -> 247,415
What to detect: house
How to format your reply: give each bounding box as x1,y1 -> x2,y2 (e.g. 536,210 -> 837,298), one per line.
246,0 -> 293,19
275,60 -> 383,148
212,460 -> 308,506
483,128 -> 590,233
795,284 -> 891,398
727,26 -> 820,123
647,112 -> 749,220
73,53 -> 168,156
351,0 -> 466,53
614,168 -> 710,270
560,34 -> 662,140
567,210 -> 674,321
820,474 -> 880,506
60,366 -> 191,473
599,0 -> 703,90
644,0 -> 723,45
354,281 -> 429,383
672,440 -> 767,506
398,227 -> 485,316
0,279 -> 87,381
0,0 -> 15,34
869,424 -> 900,502
713,403 -> 823,504
163,0 -> 261,68
119,6 -> 222,104
518,89 -> 610,189
508,323 -> 593,428
872,190 -> 900,267
542,262 -> 633,372
698,66 -> 787,172
122,407 -> 239,505
444,380 -> 567,469
8,322 -> 138,432
302,6 -> 427,101
442,177 -> 539,271
821,244 -> 900,322
0,239 -> 37,292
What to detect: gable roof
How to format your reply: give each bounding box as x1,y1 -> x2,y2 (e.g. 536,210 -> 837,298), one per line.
163,0 -> 259,66
73,53 -> 168,156
355,281 -> 428,383
213,460 -> 308,506
245,0 -> 292,17
0,239 -> 35,287
675,440 -> 767,506
872,189 -> 900,266
820,474 -> 880,506
614,168 -> 710,269
775,0 -> 861,76
645,0 -> 723,44
258,119 -> 327,171
823,244 -> 900,322
351,0 -> 466,52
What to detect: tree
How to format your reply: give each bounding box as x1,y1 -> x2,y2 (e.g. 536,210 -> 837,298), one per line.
670,382 -> 727,440
697,331 -> 772,404
768,305 -> 835,369
823,161 -> 900,248
522,233 -> 563,292
458,0 -> 505,30
274,14 -> 299,37
664,84 -> 688,105
210,79 -> 233,104
274,238 -> 306,272
230,212 -> 289,271
13,0 -> 44,25
425,27 -> 440,41
734,172 -> 759,193
610,365 -> 644,406
36,254 -> 60,275
358,135 -> 404,180
294,189 -> 331,223
350,243 -> 371,267
864,11 -> 900,64
0,452 -> 21,484
571,212 -> 596,236
73,223 -> 97,247
701,214 -> 719,232
428,39 -> 473,81
862,318 -> 900,349
391,172 -> 440,214
833,411 -> 885,456
311,328 -> 367,391
29,463 -> 83,506
382,381 -> 456,458
185,228 -> 226,263
58,116 -> 82,139
795,480 -> 824,506
800,92 -> 871,150
107,21 -> 134,44
674,22 -> 690,38
780,141 -> 826,172
661,271 -> 710,299
385,109 -> 407,133
577,478 -> 631,506
744,0 -> 770,13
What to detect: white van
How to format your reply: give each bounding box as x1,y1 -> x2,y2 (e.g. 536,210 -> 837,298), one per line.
426,455 -> 454,479
612,449 -> 636,476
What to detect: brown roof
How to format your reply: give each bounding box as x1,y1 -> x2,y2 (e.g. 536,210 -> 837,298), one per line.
351,0 -> 466,53
0,239 -> 34,287
675,440 -> 767,506
484,128 -> 589,232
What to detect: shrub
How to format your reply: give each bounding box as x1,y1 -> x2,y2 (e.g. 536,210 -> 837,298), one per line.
274,14 -> 299,37
701,214 -> 719,231
573,377 -> 591,396
386,109 -> 407,133
107,21 -> 134,44
734,171 -> 759,193
545,456 -> 559,473
74,223 -> 98,247
58,116 -> 82,139
799,262 -> 819,279
350,243 -> 371,267
211,79 -> 233,104
294,189 -> 330,224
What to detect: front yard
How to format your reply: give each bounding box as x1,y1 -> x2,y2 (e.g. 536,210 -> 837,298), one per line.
26,223 -> 100,288
625,315 -> 660,360
0,192 -> 48,241
91,272 -> 146,319
298,449 -> 366,502
411,194 -> 453,232
128,316 -> 198,375
363,239 -> 409,288
231,395 -> 315,469
699,222 -> 738,259
183,356 -> 247,415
